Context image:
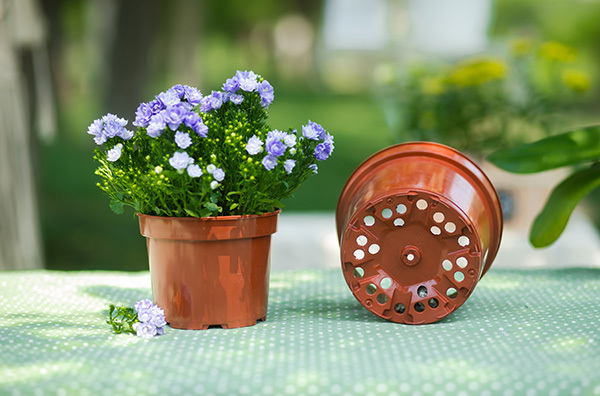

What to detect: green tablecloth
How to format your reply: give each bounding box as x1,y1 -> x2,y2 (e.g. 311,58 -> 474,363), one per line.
1,268 -> 599,395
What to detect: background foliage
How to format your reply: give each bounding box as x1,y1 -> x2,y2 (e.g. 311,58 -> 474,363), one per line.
28,0 -> 600,270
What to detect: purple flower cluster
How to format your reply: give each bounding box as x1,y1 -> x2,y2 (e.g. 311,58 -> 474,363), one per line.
87,113 -> 133,145
201,70 -> 275,112
168,153 -> 225,187
303,120 -> 334,161
133,84 -> 208,138
244,120 -> 332,173
246,130 -> 298,172
133,299 -> 166,338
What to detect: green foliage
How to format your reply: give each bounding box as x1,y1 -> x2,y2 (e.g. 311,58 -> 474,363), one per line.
488,126 -> 600,247
107,304 -> 138,335
487,126 -> 600,173
377,39 -> 592,155
92,75 -> 331,217
529,163 -> 600,247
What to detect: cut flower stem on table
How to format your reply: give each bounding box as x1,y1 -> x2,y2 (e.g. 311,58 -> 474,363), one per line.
107,299 -> 166,338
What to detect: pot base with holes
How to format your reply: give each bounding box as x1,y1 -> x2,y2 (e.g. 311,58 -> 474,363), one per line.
336,142 -> 503,324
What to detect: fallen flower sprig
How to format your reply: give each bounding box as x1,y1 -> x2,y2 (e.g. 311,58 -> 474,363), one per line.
107,299 -> 167,338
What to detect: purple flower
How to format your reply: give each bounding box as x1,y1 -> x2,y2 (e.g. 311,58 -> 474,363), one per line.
283,133 -> 296,148
88,114 -> 132,144
137,309 -> 151,323
183,113 -> 208,137
315,132 -> 334,161
102,114 -> 128,138
187,164 -> 203,178
132,322 -> 158,339
262,155 -> 278,171
302,120 -> 326,140
223,76 -> 240,93
309,164 -> 318,174
258,80 -> 274,108
213,168 -> 225,182
229,94 -> 244,105
169,151 -> 194,170
206,164 -> 216,174
156,90 -> 181,107
283,159 -> 296,174
163,104 -> 188,131
236,70 -> 258,92
200,96 -> 212,113
246,135 -> 264,155
88,118 -> 106,145
147,114 -> 167,138
132,299 -> 166,338
183,85 -> 203,106
209,91 -> 224,110
134,299 -> 153,313
192,121 -> 208,137
200,91 -> 225,112
148,99 -> 165,114
107,143 -> 123,162
133,102 -> 154,127
168,84 -> 186,99
265,130 -> 287,157
148,305 -> 166,328
314,142 -> 333,161
174,131 -> 192,149
210,180 -> 219,190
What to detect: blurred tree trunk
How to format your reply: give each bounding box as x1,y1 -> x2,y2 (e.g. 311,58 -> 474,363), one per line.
164,0 -> 203,88
0,0 -> 46,270
105,0 -> 161,116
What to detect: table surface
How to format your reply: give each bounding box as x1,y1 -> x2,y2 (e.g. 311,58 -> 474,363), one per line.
1,268 -> 599,396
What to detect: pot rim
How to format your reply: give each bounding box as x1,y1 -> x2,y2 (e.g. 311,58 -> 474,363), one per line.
137,208 -> 282,222
138,209 -> 281,241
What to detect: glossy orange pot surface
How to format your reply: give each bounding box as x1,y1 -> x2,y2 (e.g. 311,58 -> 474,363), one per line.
336,142 -> 503,324
138,210 -> 280,329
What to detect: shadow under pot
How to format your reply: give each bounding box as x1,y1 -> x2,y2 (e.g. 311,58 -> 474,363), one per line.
336,142 -> 503,324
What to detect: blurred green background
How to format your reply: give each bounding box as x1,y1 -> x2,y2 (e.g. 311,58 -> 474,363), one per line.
13,0 -> 600,271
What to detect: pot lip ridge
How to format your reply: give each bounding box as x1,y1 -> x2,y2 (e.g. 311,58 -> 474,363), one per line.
137,209 -> 281,241
137,208 -> 282,222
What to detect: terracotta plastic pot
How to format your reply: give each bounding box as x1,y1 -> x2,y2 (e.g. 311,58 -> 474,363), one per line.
336,142 -> 503,324
138,210 -> 280,329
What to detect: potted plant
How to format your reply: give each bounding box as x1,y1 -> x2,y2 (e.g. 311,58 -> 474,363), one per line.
87,70 -> 334,329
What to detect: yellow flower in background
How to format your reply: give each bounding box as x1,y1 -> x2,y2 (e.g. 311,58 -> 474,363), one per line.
421,76 -> 446,95
562,69 -> 590,93
447,58 -> 507,88
510,37 -> 534,57
538,41 -> 577,63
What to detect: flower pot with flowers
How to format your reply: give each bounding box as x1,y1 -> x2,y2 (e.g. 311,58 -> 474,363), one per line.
87,70 -> 334,329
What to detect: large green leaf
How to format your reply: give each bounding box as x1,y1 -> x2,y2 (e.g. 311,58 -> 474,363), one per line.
487,125 -> 600,173
530,162 -> 600,247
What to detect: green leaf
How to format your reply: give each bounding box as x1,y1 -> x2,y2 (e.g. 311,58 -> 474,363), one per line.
530,162 -> 600,247
204,202 -> 220,213
262,198 -> 285,210
109,198 -> 125,214
487,125 -> 600,173
184,208 -> 199,217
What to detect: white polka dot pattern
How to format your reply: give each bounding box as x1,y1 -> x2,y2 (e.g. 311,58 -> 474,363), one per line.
0,269 -> 599,395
